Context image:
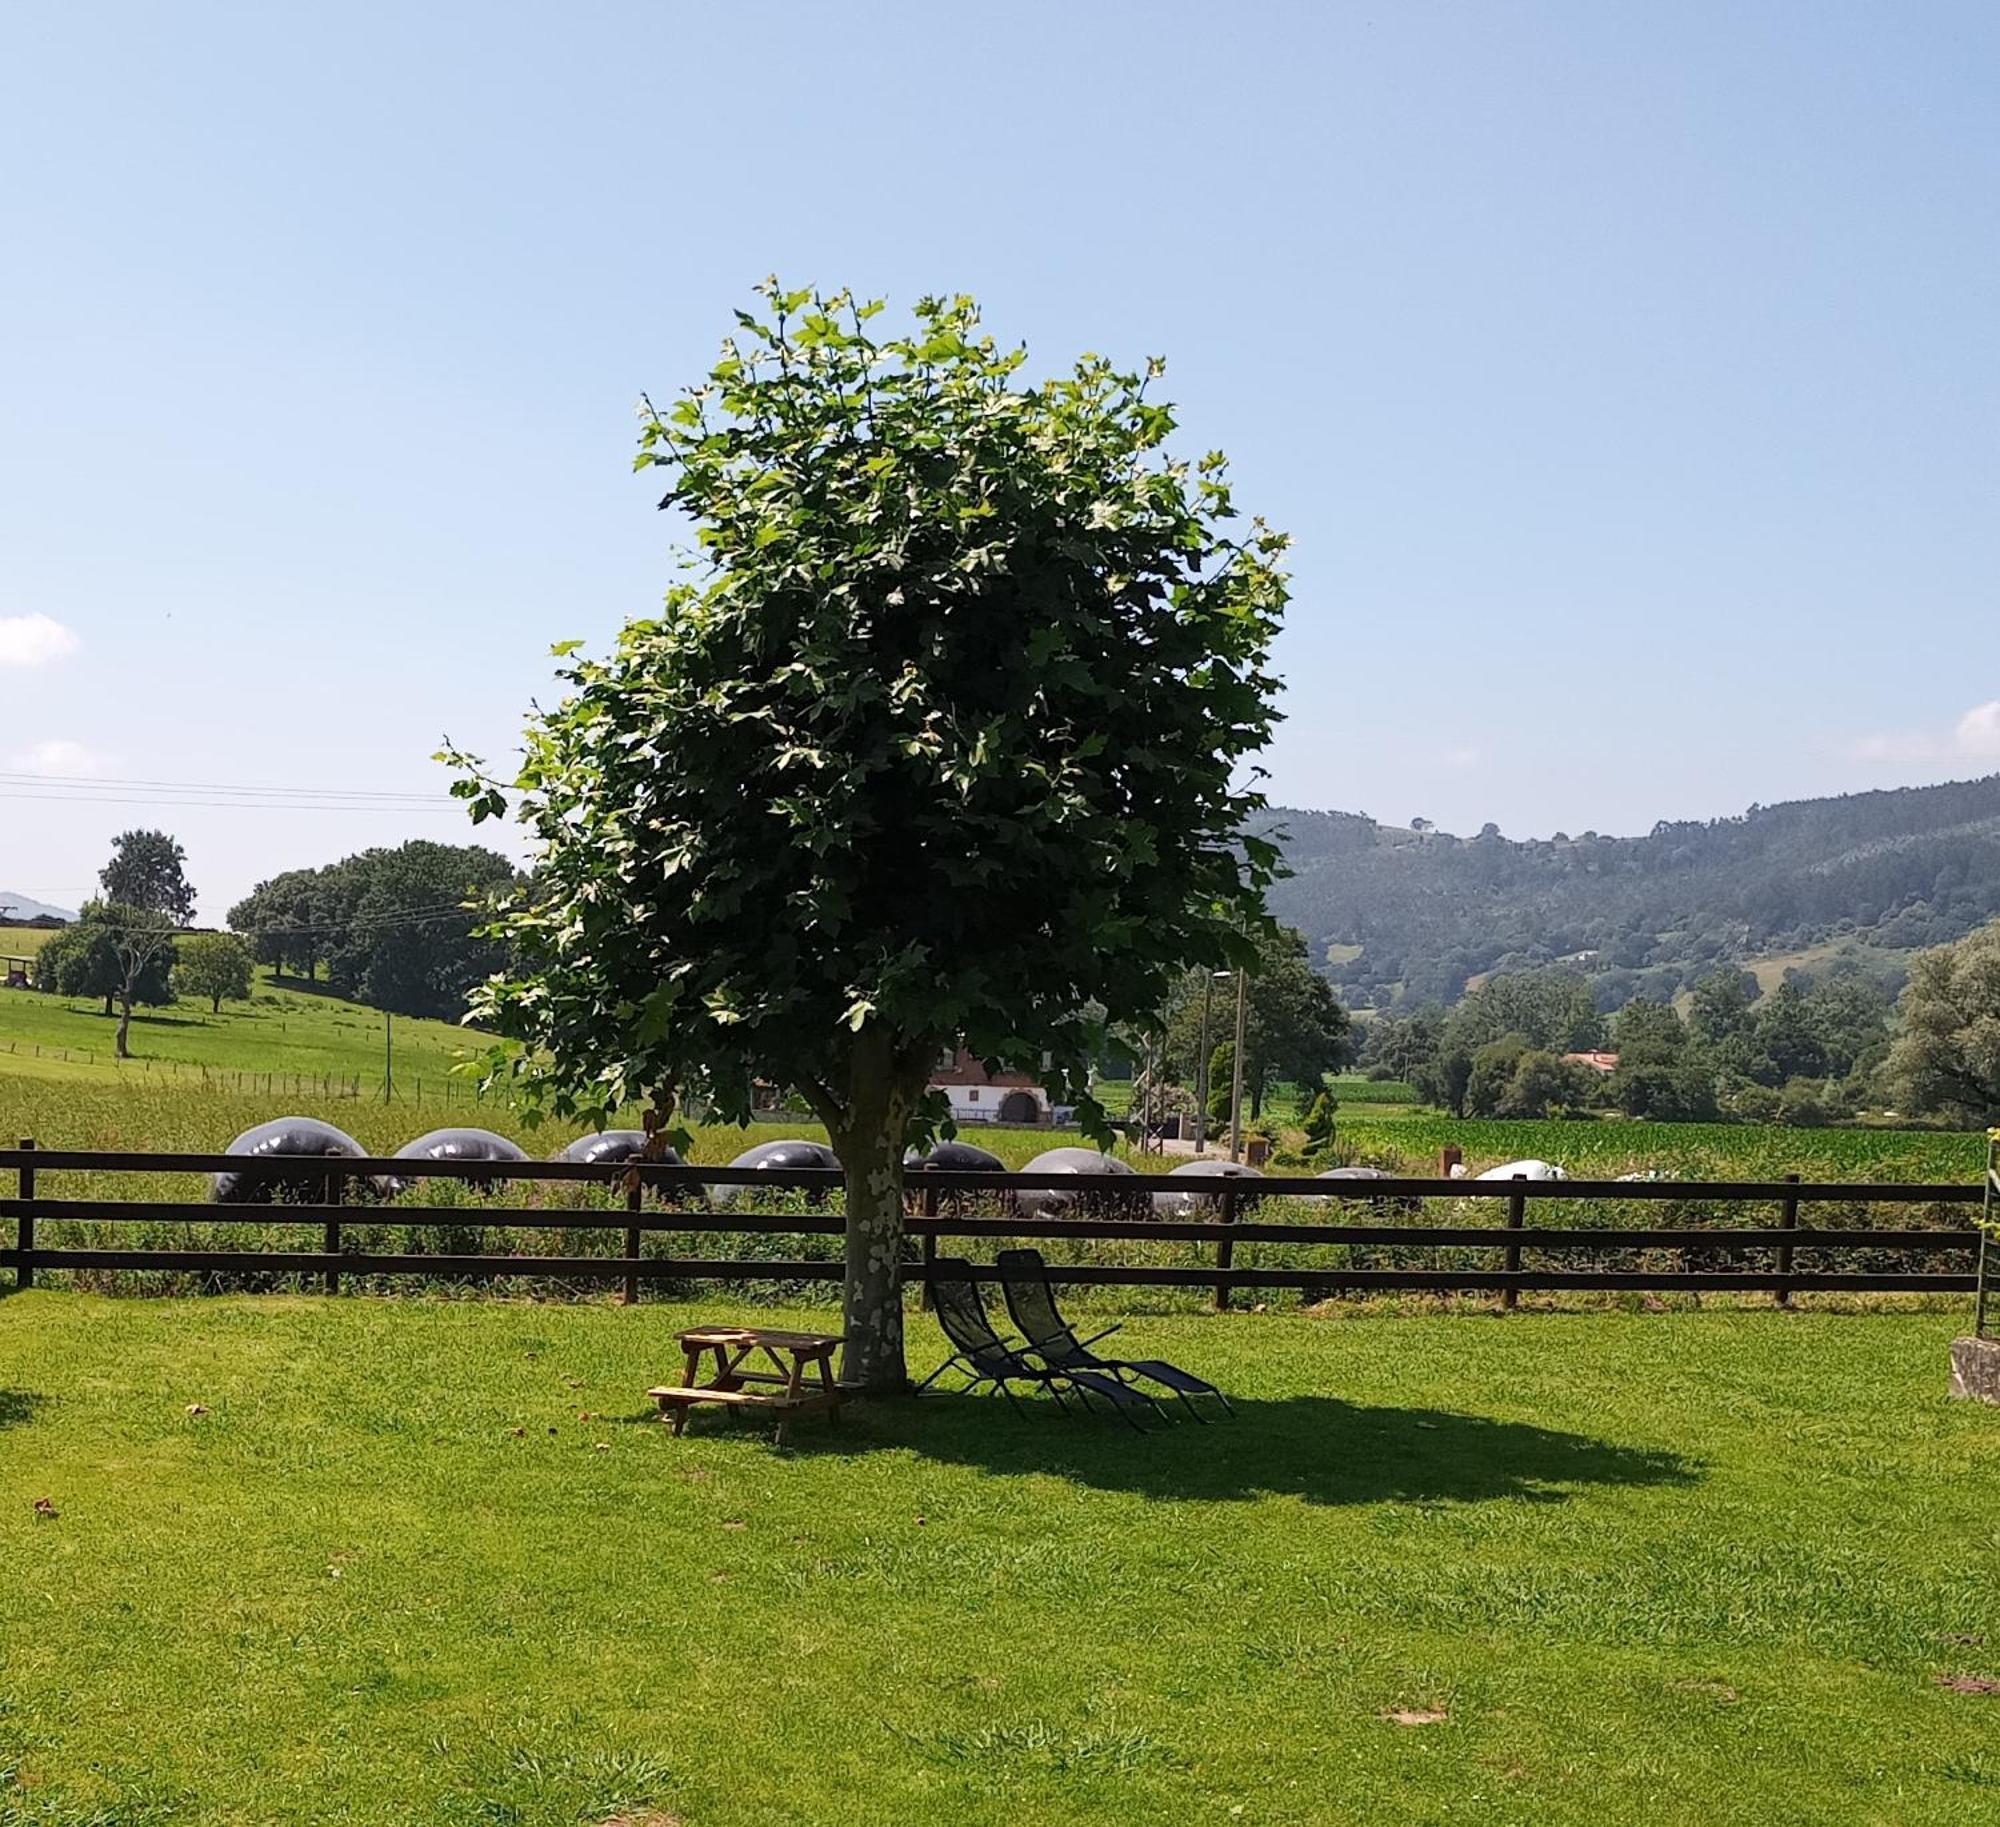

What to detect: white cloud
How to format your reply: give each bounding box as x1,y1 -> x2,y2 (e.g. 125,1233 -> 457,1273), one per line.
0,613 -> 80,668
1853,699 -> 2000,767
8,738 -> 111,778
1954,700 -> 2000,760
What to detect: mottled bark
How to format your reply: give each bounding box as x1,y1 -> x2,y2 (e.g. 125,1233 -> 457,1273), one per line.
836,1114 -> 908,1393
807,1028 -> 929,1395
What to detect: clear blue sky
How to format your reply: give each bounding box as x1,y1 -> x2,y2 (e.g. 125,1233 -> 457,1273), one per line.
2,1 -> 1995,919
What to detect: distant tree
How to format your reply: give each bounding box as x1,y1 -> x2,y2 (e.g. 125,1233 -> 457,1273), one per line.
1160,926 -> 1351,1117
1749,979 -> 1828,1085
1884,921 -> 2000,1126
1684,968 -> 1759,1051
1775,1080 -> 1832,1128
175,932 -> 254,1014
449,283 -> 1289,1392
326,841 -> 519,1019
1610,997 -> 1686,1060
1465,1036 -> 1529,1117
33,918 -> 123,1012
1607,1055 -> 1718,1121
1497,1048 -> 1590,1119
100,830 -> 195,925
228,843 -> 519,1016
1300,1088 -> 1339,1153
34,903 -> 173,1022
1447,971 -> 1604,1055
229,869 -> 327,979
1798,971 -> 1893,1079
1411,1041 -> 1474,1117
1357,1004 -> 1444,1084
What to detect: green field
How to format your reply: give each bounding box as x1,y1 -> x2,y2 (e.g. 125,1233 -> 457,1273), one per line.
0,969 -> 490,1098
2,1294 -> 1995,1825
0,926 -> 60,960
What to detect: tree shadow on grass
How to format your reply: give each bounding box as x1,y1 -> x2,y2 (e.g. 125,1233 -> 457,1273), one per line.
0,1389 -> 44,1430
775,1390 -> 1700,1507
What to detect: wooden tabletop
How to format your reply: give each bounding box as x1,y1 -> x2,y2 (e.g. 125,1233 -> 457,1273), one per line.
675,1325 -> 844,1353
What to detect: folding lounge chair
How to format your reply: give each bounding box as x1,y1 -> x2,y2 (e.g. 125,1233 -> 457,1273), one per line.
919,1258 -> 1158,1428
995,1247 -> 1235,1421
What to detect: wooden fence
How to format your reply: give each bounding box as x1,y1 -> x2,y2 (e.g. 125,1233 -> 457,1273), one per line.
0,1143 -> 1985,1308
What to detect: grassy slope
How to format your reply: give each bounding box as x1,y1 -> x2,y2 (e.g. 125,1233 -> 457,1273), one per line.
2,1294 -> 1996,1825
0,970 -> 487,1094
0,927 -> 58,959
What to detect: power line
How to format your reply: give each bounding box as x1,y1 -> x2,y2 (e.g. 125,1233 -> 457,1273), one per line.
0,770 -> 451,803
0,790 -> 470,814
0,769 -> 471,815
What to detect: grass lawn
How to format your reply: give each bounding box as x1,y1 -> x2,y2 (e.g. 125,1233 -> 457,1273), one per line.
3,1295 -> 1996,1825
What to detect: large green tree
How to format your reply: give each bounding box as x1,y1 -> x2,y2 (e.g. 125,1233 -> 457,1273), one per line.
227,842 -> 518,1016
100,829 -> 196,925
451,283 -> 1289,1391
1885,921 -> 2000,1126
175,931 -> 254,1014
35,906 -> 174,1018
36,901 -> 179,1056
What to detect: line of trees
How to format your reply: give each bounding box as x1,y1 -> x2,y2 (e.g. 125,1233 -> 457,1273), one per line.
226,841 -> 520,1020
1356,920 -> 2000,1130
27,832 -> 519,1040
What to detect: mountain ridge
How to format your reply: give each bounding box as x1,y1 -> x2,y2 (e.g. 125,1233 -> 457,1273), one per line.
0,891 -> 75,924
1261,771 -> 2000,1010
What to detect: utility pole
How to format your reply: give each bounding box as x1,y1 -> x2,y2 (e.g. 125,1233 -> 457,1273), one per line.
1193,972 -> 1216,1154
383,1011 -> 394,1103
1227,964 -> 1249,1164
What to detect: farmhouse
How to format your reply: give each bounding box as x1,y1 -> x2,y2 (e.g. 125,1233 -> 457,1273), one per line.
928,1046 -> 1052,1125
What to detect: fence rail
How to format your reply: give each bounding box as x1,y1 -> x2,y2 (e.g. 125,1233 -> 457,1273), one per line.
0,1143 -> 1985,1306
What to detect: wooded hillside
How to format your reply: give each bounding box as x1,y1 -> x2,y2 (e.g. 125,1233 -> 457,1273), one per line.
1264,773 -> 2000,1008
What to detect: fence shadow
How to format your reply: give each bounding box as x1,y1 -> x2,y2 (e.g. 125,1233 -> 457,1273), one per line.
783,1390 -> 1699,1507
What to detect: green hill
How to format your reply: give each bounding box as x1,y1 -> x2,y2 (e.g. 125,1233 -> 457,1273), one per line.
1263,772 -> 2000,1009
0,968 -> 492,1098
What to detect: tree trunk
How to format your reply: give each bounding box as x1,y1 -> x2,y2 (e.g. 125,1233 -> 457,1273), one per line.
115,995 -> 133,1059
211,993 -> 222,1014
835,1117 -> 908,1394
811,1030 -> 922,1396
102,993 -> 114,1018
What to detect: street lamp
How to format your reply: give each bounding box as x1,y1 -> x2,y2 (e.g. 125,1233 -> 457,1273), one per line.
1228,962 -> 1249,1164
1191,967 -> 1249,1160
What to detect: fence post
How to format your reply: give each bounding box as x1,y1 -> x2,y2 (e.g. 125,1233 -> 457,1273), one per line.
1776,1172 -> 1800,1309
1214,1181 -> 1238,1312
622,1173 -> 642,1307
15,1138 -> 34,1291
324,1163 -> 343,1296
918,1179 -> 939,1312
1502,1174 -> 1526,1310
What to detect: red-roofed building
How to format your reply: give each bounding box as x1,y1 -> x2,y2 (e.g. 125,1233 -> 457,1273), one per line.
929,1047 -> 1051,1126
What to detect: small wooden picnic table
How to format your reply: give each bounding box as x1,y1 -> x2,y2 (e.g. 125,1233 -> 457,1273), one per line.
649,1325 -> 844,1444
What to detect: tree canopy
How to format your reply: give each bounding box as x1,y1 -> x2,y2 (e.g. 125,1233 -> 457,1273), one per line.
228,842 -> 518,1019
34,904 -> 174,1013
1159,925 -> 1351,1117
452,282 -> 1290,1389
1886,920 -> 2000,1127
175,931 -> 254,1014
100,829 -> 195,925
